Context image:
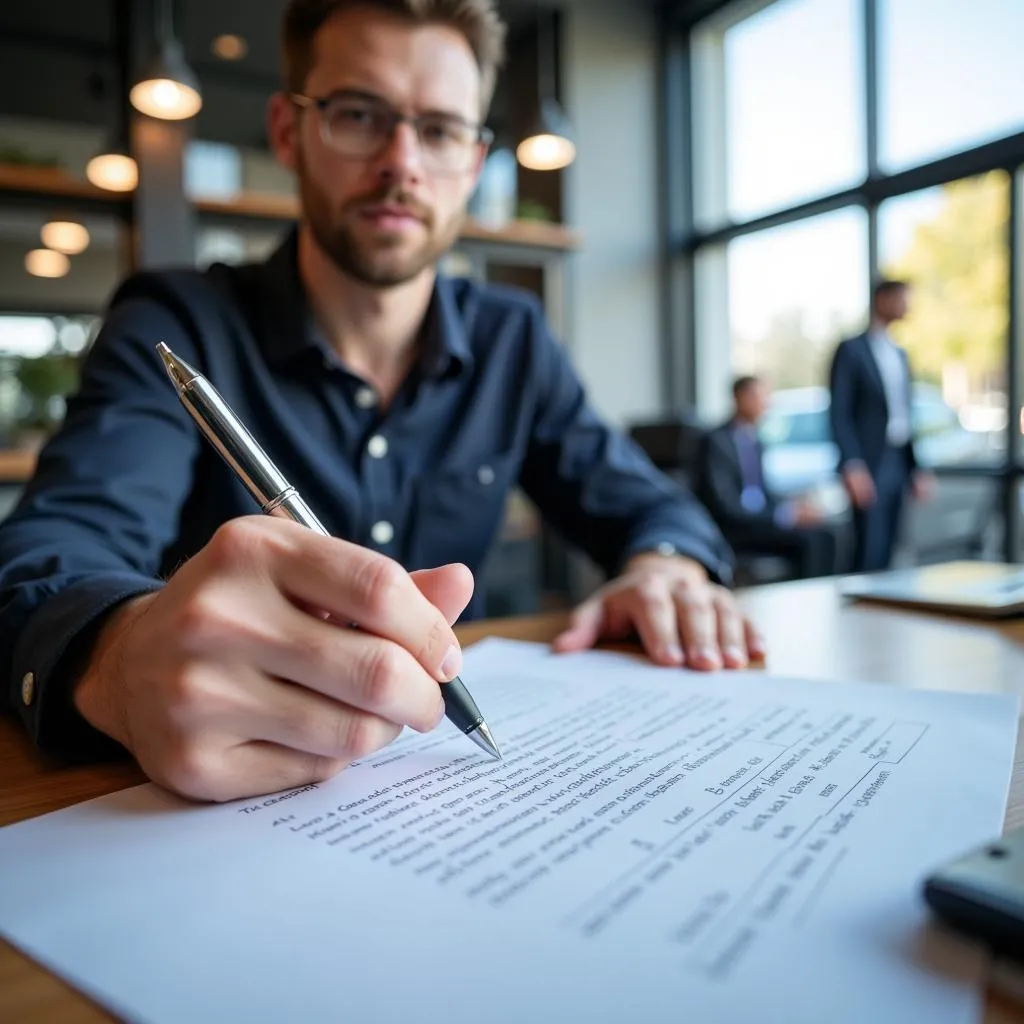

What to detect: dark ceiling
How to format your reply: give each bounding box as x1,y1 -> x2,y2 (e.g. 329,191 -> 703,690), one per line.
0,0 -> 708,150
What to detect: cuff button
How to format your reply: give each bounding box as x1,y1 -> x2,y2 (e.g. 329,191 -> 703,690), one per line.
21,671 -> 35,706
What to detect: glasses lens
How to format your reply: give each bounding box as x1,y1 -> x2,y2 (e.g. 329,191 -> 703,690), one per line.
320,98 -> 483,173
321,98 -> 389,157
416,117 -> 479,172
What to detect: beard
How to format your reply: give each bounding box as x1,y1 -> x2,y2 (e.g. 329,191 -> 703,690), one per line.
297,158 -> 465,288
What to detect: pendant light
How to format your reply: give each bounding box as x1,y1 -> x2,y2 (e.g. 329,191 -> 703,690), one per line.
130,0 -> 202,121
87,3 -> 138,191
86,142 -> 139,192
516,10 -> 575,172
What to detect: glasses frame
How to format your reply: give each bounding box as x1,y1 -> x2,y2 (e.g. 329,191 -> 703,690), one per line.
290,91 -> 494,174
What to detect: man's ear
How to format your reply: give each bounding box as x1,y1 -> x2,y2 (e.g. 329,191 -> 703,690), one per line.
267,92 -> 299,172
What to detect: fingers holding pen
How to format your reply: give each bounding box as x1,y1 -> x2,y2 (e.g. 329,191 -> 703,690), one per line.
213,518 -> 466,684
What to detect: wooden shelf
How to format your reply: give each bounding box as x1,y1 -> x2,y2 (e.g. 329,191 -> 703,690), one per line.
0,164 -> 580,252
197,189 -> 581,251
0,163 -> 125,205
195,191 -> 300,221
0,448 -> 38,485
458,217 -> 581,251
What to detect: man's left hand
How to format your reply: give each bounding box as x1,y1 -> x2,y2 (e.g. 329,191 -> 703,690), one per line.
912,470 -> 936,503
552,554 -> 766,670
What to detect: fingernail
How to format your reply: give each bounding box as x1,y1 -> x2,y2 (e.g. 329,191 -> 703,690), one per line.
725,645 -> 747,665
699,646 -> 721,666
663,643 -> 684,664
440,644 -> 462,681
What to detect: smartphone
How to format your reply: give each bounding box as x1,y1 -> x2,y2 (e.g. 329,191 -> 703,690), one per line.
922,824 -> 1024,962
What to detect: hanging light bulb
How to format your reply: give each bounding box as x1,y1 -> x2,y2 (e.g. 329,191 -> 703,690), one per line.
86,143 -> 138,192
516,99 -> 576,171
25,249 -> 70,278
41,221 -> 90,255
516,12 -> 575,172
130,0 -> 203,120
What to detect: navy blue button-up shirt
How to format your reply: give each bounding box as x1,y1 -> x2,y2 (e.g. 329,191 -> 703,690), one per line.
0,230 -> 733,759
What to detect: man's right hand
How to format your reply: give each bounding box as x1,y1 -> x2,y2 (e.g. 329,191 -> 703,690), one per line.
72,516 -> 474,803
842,464 -> 876,509
792,499 -> 823,527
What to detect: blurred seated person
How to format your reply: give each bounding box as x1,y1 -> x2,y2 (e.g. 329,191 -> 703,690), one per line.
696,376 -> 839,579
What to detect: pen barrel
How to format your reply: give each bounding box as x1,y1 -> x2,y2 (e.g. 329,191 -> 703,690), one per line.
180,376 -> 292,509
265,489 -> 330,535
440,676 -> 484,734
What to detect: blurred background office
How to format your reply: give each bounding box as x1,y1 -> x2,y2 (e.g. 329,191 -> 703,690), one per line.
0,0 -> 1021,612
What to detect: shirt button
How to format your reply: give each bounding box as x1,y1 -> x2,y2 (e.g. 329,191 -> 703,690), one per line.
477,465 -> 495,486
371,521 -> 394,545
355,387 -> 377,409
21,671 -> 35,706
367,435 -> 388,459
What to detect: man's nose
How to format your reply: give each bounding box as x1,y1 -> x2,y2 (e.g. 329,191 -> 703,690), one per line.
376,121 -> 424,182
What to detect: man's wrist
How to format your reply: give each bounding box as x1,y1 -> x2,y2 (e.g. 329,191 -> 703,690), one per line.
623,546 -> 709,583
73,593 -> 154,749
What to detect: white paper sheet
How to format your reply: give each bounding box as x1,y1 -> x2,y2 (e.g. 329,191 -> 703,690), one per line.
0,638 -> 1018,1024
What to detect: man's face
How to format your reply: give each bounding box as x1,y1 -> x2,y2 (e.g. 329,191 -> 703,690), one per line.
876,286 -> 910,323
737,382 -> 770,422
271,7 -> 487,287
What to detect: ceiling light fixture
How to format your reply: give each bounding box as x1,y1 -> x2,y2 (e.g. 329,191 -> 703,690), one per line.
86,144 -> 138,192
130,0 -> 203,120
25,249 -> 71,279
516,11 -> 575,172
212,34 -> 247,61
41,221 -> 90,255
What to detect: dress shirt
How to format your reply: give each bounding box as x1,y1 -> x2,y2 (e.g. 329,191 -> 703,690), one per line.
731,421 -> 799,528
867,329 -> 911,447
0,228 -> 733,761
731,423 -> 766,511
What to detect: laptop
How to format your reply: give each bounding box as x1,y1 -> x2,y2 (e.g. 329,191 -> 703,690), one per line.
839,560 -> 1024,618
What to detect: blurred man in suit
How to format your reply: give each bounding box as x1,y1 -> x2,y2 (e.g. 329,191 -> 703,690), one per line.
829,279 -> 934,572
697,376 -> 839,579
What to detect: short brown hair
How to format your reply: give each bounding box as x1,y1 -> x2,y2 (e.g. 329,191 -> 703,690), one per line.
872,278 -> 909,302
281,0 -> 507,115
733,375 -> 762,399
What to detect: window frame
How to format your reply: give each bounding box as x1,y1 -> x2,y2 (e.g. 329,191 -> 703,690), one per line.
660,0 -> 1024,561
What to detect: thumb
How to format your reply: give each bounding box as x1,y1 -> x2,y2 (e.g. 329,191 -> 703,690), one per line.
552,598 -> 604,653
410,563 -> 475,626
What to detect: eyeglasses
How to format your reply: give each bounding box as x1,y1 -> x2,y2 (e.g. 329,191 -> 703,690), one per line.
290,92 -> 493,174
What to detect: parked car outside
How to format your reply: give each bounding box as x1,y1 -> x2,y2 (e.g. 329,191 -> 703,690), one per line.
757,384 -> 1000,565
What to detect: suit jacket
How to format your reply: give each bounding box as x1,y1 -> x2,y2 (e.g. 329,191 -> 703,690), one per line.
828,332 -> 917,475
696,421 -> 779,533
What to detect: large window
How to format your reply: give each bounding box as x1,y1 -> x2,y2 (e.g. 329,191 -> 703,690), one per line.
728,208 -> 868,388
878,172 -> 1011,468
693,0 -> 864,228
677,0 -> 1024,564
878,0 -> 1024,172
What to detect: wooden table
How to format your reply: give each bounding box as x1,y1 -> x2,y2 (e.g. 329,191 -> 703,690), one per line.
2,578 -> 1023,1021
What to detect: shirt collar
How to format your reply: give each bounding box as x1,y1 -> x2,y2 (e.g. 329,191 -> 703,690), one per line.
248,227 -> 473,379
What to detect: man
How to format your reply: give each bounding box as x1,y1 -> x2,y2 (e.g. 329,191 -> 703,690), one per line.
829,279 -> 934,572
696,376 -> 838,579
0,0 -> 764,805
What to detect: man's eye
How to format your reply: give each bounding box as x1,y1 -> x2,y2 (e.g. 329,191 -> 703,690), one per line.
421,121 -> 463,144
334,106 -> 377,127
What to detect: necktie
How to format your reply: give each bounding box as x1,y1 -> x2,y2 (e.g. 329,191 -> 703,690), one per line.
735,427 -> 766,512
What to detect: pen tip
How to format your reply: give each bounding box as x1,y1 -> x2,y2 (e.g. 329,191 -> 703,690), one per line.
155,343 -> 199,390
470,722 -> 502,761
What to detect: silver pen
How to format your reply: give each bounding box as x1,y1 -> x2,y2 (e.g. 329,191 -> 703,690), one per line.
156,342 -> 502,761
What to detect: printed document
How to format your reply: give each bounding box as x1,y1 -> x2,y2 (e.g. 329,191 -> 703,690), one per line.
0,638 -> 1018,1023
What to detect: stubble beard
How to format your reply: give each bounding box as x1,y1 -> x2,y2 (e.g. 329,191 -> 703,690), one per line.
298,161 -> 465,288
